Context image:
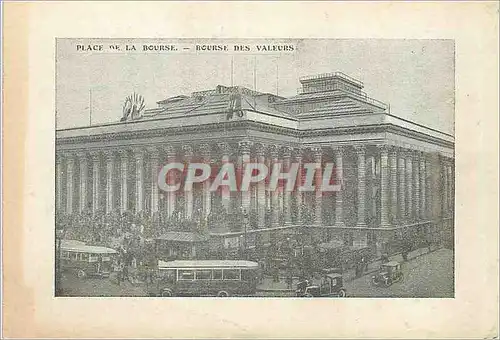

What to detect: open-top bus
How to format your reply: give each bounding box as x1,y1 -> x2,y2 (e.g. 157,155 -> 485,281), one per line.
148,260 -> 260,297
60,240 -> 118,278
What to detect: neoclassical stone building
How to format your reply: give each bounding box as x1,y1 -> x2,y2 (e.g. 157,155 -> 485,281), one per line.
56,72 -> 455,256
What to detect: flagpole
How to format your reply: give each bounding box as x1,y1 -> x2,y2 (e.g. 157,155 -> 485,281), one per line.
89,89 -> 92,126
276,59 -> 279,96
231,56 -> 234,87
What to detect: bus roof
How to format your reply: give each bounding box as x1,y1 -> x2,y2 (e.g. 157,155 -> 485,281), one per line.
158,260 -> 259,269
61,243 -> 118,255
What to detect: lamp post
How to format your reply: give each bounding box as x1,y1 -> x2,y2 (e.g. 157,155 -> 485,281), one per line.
55,228 -> 65,296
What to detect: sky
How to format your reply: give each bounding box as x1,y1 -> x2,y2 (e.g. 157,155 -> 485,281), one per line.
56,39 -> 455,134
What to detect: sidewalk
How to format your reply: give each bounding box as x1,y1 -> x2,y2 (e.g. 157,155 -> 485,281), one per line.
256,245 -> 438,292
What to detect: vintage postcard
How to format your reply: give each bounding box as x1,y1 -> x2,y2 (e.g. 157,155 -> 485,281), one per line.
55,38 -> 455,299
2,2 -> 498,339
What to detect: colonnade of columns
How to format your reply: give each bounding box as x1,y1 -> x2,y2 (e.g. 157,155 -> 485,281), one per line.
56,143 -> 454,229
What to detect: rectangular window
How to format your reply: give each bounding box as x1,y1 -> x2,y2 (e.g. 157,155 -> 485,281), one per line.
178,270 -> 195,281
223,269 -> 240,280
81,253 -> 89,261
71,252 -> 79,260
213,269 -> 223,280
61,251 -> 70,259
195,270 -> 212,280
241,269 -> 255,281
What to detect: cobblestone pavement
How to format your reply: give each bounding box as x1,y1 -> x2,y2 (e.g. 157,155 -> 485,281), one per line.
59,246 -> 453,298
344,248 -> 454,298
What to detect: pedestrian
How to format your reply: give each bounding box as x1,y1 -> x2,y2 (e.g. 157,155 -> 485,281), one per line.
116,261 -> 124,286
122,263 -> 129,284
273,265 -> 280,283
380,253 -> 389,264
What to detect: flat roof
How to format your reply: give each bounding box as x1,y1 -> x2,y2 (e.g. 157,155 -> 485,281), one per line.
158,260 -> 259,269
61,243 -> 118,254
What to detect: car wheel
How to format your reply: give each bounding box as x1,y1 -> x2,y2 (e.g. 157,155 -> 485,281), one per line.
77,270 -> 86,279
217,291 -> 230,297
305,292 -> 314,298
337,289 -> 346,298
371,277 -> 379,286
161,289 -> 173,297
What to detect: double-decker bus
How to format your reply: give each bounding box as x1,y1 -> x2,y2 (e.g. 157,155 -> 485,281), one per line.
147,260 -> 260,297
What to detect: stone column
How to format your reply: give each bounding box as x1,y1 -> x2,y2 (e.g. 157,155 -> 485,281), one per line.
239,140 -> 253,216
56,155 -> 63,212
379,145 -> 390,227
425,157 -> 431,219
282,146 -> 292,225
199,144 -> 211,219
398,150 -> 406,222
119,150 -> 129,213
183,145 -> 194,220
134,148 -> 144,214
447,163 -> 453,215
149,147 -> 160,216
269,145 -> 280,226
440,157 -> 448,216
419,152 -> 426,219
165,146 -> 176,217
66,153 -> 75,214
413,152 -> 420,220
105,151 -> 115,214
218,143 -> 231,211
91,152 -> 101,214
311,146 -> 323,225
78,152 -> 88,213
294,148 -> 304,224
256,144 -> 267,227
332,146 -> 345,227
389,147 -> 398,224
405,150 -> 413,221
354,145 -> 366,227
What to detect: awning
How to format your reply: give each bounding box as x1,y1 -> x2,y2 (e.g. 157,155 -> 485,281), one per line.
156,231 -> 209,243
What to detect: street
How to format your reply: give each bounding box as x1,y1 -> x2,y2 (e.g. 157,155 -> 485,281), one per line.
59,247 -> 454,298
345,248 -> 454,298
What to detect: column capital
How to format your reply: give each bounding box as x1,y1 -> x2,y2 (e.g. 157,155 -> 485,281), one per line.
397,147 -> 410,157
254,143 -> 266,157
238,139 -> 253,154
103,150 -> 116,161
353,144 -> 366,155
293,147 -> 305,160
199,143 -> 211,159
89,151 -> 101,162
66,154 -> 76,165
76,150 -> 88,159
217,142 -> 231,155
182,145 -> 194,158
376,144 -> 391,154
147,146 -> 161,159
118,149 -> 129,159
163,145 -> 176,158
268,144 -> 279,158
282,146 -> 292,158
132,147 -> 146,158
330,145 -> 344,154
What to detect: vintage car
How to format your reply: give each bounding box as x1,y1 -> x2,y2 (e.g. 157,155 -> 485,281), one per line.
60,240 -> 118,278
371,261 -> 404,287
296,273 -> 347,297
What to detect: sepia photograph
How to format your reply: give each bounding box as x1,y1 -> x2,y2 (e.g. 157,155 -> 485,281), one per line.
3,2 -> 498,339
55,38 -> 455,298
